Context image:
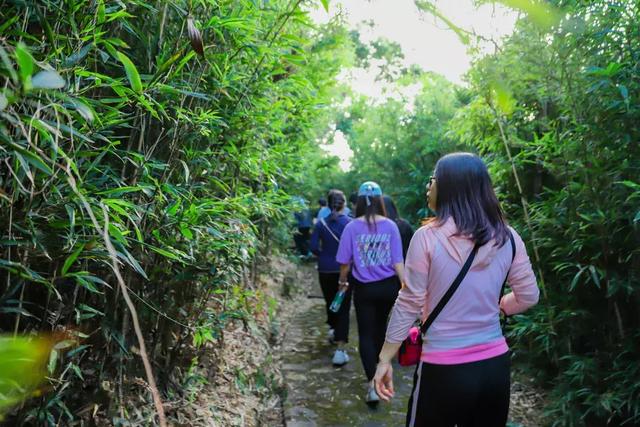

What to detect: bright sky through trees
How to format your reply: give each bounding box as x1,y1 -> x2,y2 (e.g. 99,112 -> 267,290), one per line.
311,0 -> 518,170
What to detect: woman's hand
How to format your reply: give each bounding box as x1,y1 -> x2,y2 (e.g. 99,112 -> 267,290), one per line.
373,361 -> 394,401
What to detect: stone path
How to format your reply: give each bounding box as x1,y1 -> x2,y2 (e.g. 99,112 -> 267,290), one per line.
280,267 -> 543,426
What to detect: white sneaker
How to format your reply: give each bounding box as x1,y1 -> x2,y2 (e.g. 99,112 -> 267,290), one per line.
332,349 -> 349,366
366,384 -> 380,405
327,328 -> 335,344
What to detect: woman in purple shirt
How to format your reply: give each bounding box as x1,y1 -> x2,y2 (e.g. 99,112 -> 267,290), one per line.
336,181 -> 406,405
310,190 -> 352,366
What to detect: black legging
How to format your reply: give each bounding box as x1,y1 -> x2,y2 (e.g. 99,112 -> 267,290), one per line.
406,352 -> 511,427
318,272 -> 352,342
353,275 -> 400,381
294,227 -> 310,255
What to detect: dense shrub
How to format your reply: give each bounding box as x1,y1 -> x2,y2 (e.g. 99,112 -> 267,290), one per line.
0,0 -> 345,423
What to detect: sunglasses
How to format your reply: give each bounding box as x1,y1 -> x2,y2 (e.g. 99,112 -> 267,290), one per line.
425,176 -> 435,194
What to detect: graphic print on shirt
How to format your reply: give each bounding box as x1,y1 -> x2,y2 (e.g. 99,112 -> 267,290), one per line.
356,233 -> 391,267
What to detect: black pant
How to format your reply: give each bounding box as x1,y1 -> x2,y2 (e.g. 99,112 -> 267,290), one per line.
294,227 -> 310,255
406,352 -> 511,427
353,275 -> 400,381
318,272 -> 351,342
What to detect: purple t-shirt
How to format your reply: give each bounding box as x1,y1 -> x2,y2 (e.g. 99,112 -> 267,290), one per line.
336,217 -> 404,283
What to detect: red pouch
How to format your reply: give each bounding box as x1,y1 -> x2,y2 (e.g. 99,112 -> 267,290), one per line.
398,326 -> 422,366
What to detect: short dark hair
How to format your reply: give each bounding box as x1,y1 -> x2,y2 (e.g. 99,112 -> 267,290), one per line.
348,192 -> 358,205
355,195 -> 387,228
318,197 -> 327,207
434,152 -> 508,246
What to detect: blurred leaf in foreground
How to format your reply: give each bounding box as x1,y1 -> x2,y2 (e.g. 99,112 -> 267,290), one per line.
0,336 -> 51,417
489,79 -> 516,116
479,0 -> 562,29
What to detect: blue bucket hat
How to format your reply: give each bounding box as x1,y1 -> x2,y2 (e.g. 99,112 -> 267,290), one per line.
358,181 -> 382,206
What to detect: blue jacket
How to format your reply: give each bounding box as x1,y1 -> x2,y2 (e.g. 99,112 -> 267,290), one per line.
294,209 -> 312,228
310,214 -> 351,272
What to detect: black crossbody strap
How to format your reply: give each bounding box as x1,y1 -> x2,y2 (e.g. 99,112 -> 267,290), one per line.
499,231 -> 516,302
420,243 -> 480,336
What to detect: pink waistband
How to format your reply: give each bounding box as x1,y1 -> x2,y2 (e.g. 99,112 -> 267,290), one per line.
421,337 -> 509,365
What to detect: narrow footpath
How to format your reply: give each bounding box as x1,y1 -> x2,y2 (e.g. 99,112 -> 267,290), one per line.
280,263 -> 544,427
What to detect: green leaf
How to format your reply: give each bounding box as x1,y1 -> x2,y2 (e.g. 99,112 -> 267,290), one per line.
618,85 -> 628,100
63,43 -> 93,67
31,70 -> 65,89
70,363 -> 84,380
618,180 -> 640,190
48,349 -> 58,374
77,304 -> 104,319
148,245 -> 183,261
320,0 -> 330,12
97,0 -> 106,24
490,80 -> 516,116
116,51 -> 143,94
61,243 -> 85,276
0,46 -> 18,84
588,265 -> 601,289
488,0 -> 561,29
180,224 -> 194,240
0,92 -> 7,111
67,98 -> 95,122
15,43 -> 34,88
7,141 -> 53,176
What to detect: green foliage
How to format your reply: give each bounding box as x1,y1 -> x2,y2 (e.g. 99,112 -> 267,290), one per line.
0,0 -> 346,423
334,70 -> 463,223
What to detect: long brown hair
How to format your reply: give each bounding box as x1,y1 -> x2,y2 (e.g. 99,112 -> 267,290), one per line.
355,195 -> 387,229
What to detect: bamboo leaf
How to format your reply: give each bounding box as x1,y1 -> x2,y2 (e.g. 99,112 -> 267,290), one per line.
0,46 -> 18,84
148,245 -> 184,262
15,43 -> 34,88
116,51 -> 143,94
31,70 -> 65,89
48,349 -> 58,374
64,43 -> 93,67
61,243 -> 85,276
320,0 -> 330,12
97,0 -> 105,24
8,141 -> 53,176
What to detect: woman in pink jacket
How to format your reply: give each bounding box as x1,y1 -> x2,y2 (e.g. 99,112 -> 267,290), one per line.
374,153 -> 539,427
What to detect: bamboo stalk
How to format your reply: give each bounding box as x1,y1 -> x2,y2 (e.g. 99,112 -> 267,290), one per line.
493,107 -> 549,299
491,106 -> 560,365
64,169 -> 167,427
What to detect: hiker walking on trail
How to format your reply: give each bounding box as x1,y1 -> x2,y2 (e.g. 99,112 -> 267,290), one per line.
336,181 -> 406,405
383,195 -> 415,259
292,197 -> 313,258
374,153 -> 540,427
310,190 -> 352,366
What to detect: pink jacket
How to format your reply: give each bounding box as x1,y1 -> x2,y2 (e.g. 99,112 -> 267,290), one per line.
386,218 -> 539,364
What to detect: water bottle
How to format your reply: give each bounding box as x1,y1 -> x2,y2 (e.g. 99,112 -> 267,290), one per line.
329,289 -> 346,313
